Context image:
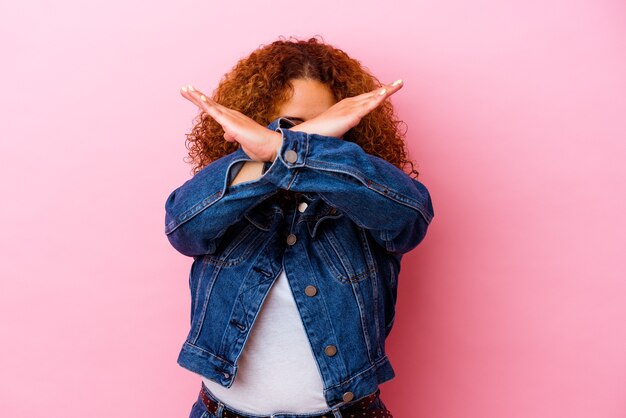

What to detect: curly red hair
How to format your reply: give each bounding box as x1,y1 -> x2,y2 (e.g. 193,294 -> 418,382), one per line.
184,36 -> 419,179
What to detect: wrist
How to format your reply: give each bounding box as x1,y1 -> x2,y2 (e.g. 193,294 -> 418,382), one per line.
267,131 -> 282,161
290,123 -> 315,135
289,120 -> 344,139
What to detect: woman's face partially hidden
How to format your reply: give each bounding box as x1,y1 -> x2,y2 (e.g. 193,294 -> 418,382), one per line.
274,78 -> 337,125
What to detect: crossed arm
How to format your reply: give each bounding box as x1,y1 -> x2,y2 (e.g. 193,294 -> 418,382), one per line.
165,81 -> 434,257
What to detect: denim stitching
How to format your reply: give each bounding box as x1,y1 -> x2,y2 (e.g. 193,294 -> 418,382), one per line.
304,159 -> 432,224
202,227 -> 265,268
325,354 -> 391,390
165,190 -> 222,235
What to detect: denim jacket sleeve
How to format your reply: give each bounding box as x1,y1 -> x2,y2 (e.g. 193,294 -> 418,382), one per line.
163,157 -> 275,257
262,117 -> 435,254
163,119 -> 289,257
164,117 -> 434,257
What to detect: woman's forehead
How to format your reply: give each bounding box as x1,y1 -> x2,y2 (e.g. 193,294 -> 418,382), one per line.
276,78 -> 336,120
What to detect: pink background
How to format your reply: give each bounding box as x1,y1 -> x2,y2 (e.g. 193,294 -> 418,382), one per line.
1,0 -> 625,417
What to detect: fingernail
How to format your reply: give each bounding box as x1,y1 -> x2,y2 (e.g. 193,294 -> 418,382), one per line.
188,84 -> 195,91
181,85 -> 187,92
392,79 -> 403,86
200,94 -> 207,101
379,88 -> 387,96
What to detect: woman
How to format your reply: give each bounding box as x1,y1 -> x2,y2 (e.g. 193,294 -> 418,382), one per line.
164,37 -> 434,418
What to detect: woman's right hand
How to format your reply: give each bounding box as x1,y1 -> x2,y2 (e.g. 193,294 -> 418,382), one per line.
180,84 -> 282,162
290,79 -> 404,138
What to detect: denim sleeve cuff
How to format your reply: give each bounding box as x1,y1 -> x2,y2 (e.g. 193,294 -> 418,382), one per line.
265,116 -> 297,131
260,118 -> 309,189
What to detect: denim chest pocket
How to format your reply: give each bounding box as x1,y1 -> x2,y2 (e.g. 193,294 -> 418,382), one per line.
202,221 -> 265,268
312,222 -> 377,284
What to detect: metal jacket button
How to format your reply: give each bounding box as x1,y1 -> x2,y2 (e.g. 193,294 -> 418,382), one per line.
286,234 -> 297,245
298,202 -> 308,213
284,150 -> 298,163
324,344 -> 337,356
305,285 -> 317,296
342,391 -> 354,402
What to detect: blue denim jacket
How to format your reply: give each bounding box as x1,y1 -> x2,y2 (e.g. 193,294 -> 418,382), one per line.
164,117 -> 434,409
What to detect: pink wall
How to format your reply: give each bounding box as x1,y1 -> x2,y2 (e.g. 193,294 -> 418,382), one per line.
1,0 -> 625,417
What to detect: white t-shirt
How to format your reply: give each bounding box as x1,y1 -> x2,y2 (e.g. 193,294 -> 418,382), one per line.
201,269 -> 330,414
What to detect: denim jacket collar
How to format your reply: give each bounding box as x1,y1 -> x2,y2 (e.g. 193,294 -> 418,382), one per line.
243,190 -> 343,239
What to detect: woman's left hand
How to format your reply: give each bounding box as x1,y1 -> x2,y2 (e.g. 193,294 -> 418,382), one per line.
290,79 -> 404,138
180,84 -> 282,162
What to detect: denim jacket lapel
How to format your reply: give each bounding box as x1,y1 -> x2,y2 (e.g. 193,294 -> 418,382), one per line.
296,194 -> 344,238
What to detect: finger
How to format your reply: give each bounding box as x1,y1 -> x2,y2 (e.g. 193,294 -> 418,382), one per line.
350,79 -> 404,104
365,79 -> 405,109
180,84 -> 225,121
180,84 -> 211,111
181,85 -> 220,113
380,79 -> 404,98
223,131 -> 237,142
364,79 -> 404,100
350,90 -> 381,101
351,80 -> 403,116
